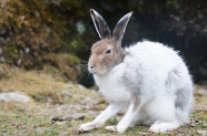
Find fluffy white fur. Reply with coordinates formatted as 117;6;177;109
79;41;193;133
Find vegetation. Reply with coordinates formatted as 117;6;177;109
0;0;91;81
0;64;207;136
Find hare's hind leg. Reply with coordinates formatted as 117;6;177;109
147;94;181;133
78;103;124;132
149;66;193;133
149;120;180;133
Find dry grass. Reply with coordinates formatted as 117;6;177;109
0;64;70;103
0;64;206;136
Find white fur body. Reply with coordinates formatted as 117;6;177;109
94;63;130;104
79;9;193;134
93;41;193;132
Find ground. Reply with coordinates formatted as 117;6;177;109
0;64;206;136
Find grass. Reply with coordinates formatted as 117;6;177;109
0;64;207;136
0;64;70;103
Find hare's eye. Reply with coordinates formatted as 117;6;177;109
105;49;112;54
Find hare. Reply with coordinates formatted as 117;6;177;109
78;9;193;133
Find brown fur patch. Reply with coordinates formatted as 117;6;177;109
88;39;126;75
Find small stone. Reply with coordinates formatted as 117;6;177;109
16;107;27;113
51;116;64;124
197;130;207;136
194;86;207;96
59;131;70;136
56;104;71;114
51;117;64;122
56;121;66;125
78;84;87;91
77;115;85;120
63;113;86;121
61;90;72;102
192;106;207;112
74;113;86;120
61;90;72;97
0;92;30;103
188;120;195;128
81;97;96;105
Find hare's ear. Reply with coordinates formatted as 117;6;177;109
90;9;111;39
112;11;133;43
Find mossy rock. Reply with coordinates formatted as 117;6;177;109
43;53;81;80
0;0;90;80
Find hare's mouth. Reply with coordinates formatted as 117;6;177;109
89;68;107;76
89;69;96;74
88;64;108;75
88;67;97;74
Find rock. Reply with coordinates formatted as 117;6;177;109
59;132;70;136
194;88;207;97
74;114;85;120
51;113;86;125
81;97;97;105
16;106;27;113
63;113;86;121
50;116;64;125
56;104;71;114
197;130;207;136
0;92;30;103
56;104;85;114
61;90;72;102
61;90;72;97
78;84;87;91
192;106;207;112
51;117;64;122
55;122;66;125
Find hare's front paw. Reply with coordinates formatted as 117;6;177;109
105;126;117;132
78;122;97;132
105;125;126;133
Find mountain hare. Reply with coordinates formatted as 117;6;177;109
78;9;193;133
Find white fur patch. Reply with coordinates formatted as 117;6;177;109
92;40;193;132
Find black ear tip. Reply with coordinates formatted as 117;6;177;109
90;9;96;15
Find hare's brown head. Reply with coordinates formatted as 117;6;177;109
88;9;133;76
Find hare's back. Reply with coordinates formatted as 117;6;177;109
124;41;184;72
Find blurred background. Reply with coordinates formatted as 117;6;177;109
0;0;207;87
